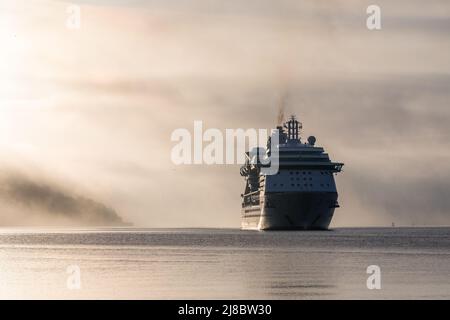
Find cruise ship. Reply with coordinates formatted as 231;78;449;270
240;115;344;230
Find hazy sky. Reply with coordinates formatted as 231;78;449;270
0;0;449;227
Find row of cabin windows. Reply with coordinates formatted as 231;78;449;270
272;183;331;187
283;171;332;175
291;177;312;181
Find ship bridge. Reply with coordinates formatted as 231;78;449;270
268;115;343;172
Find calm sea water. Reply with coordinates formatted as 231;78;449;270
0;227;449;299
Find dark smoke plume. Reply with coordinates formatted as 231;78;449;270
277;92;288;126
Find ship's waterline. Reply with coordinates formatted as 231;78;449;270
242;192;337;230
240;116;343;230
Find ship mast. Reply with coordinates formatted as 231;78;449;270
284;115;302;141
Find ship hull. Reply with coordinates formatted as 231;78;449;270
241;192;338;230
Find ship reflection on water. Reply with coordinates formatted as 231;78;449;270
0;227;449;299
